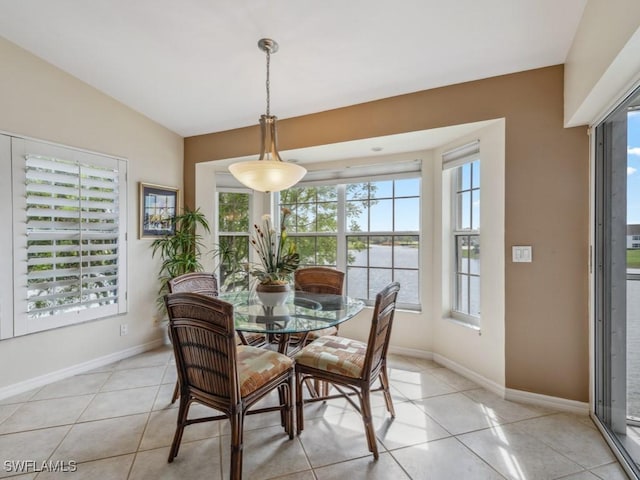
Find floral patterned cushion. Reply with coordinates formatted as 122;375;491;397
306;326;338;340
295;335;367;379
237;346;293;397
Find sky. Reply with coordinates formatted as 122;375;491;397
628;109;640;224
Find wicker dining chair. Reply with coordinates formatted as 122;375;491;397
294;266;345;341
164;292;294;480
168;272;220;297
294;281;400;459
293;267;347;396
166;272;264;404
294;266;345;295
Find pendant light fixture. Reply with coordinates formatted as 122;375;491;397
228;38;307;193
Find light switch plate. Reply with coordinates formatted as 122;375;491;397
512;246;532;263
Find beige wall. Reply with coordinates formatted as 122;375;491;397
565;0;640;125
0;38;182;389
185;65;590;401
432;120;506;389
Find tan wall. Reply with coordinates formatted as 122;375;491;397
185;65;590;401
0;38;182;389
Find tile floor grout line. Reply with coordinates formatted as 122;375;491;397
29;423;74;480
2;346;628;480
385;447;422;480
450;434;510;479
510;415;617;475
126;380;165;480
404;398;455;437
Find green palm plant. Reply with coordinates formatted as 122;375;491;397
150;207;210;303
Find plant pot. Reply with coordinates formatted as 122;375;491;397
256;282;291;306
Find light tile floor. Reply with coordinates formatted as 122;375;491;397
0;346;630;479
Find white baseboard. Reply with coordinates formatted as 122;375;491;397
390;347;589;415
388;345;434;360
505;388;589;415
2;339;591;416
432;353;506;398
0;339;164;401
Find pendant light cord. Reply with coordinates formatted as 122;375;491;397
265;47;271;117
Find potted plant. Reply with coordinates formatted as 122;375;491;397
249;208;300;304
150;207;211;307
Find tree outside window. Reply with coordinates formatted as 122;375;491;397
216;191;250;292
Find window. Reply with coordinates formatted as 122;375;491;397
346;179;420;307
12;138;128;336
594;84;640;475
443;141;480;324
217;191;250;292
279;177;421;309
280;186;338;267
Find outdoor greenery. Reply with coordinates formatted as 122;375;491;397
216;192;251;291
214;183;380;291
628;249;640;268
461;246;481;259
279;184;372;265
214;236;250;291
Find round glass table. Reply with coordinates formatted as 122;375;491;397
219;290;365;355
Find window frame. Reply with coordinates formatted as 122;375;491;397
443;142;481;326
277;173;421;310
215;188;252;292
11;137;128;337
452;161;480;322
279;184;340;268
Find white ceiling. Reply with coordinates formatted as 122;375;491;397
0;0;587;141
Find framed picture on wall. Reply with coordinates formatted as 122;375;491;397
139;182;179;238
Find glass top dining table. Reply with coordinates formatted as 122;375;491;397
219;290;365;355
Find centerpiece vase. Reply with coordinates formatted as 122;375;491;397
256;282;291;306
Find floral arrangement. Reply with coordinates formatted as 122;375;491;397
249;208;300;285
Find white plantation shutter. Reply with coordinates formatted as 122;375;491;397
12;138;127;335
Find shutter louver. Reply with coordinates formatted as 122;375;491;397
25;154;120;319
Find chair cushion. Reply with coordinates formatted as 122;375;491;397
295;335;367;379
306;326;338;341
237;346;293;397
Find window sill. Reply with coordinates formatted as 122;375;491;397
442;316;481;334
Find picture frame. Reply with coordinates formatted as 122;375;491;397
139;182;180;239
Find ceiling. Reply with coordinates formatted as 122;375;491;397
0;0;587;141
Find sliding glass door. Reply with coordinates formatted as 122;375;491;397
594;85;640;475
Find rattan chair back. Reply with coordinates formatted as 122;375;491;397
165;292;240;407
164;292;294;480
294;267;345;295
167;272;219;297
363;281;401;381
294;281;401;459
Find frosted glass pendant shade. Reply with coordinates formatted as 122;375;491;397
229;160;306;193
228;39;307;192
229;113;306;192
